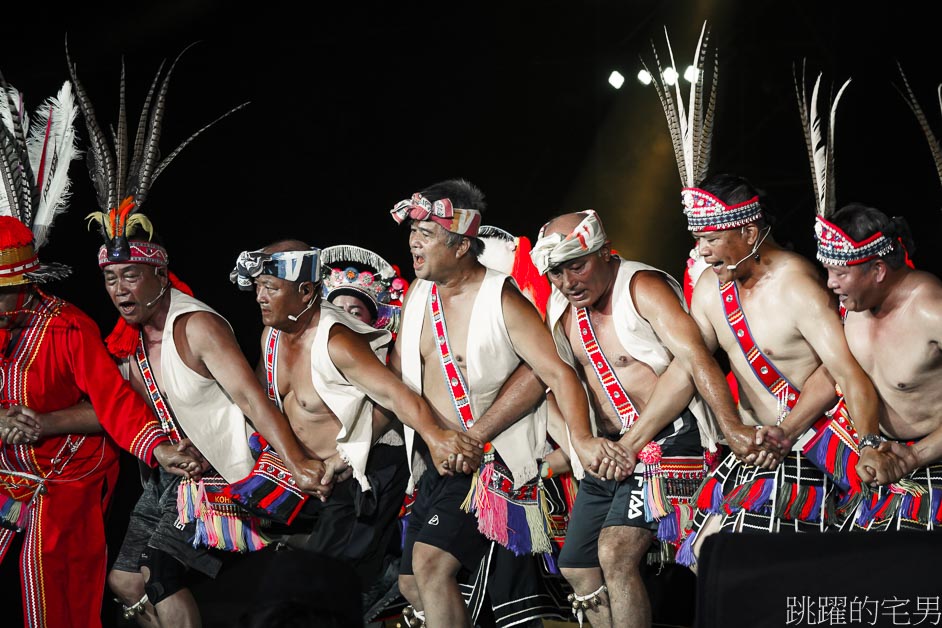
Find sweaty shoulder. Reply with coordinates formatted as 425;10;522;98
773;251;829;300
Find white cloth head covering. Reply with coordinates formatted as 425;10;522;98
530;210;607;275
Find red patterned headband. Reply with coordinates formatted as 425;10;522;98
682;187;763;232
814;216;895;266
98;240;169;268
390;193;482;237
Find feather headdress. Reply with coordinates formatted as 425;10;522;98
66;43;248;265
0;70;79;286
643;21;718;190
794;63;851;221
796;66;881;266
644;22;760;231
895;63;942;189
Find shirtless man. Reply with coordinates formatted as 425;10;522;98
530;210;731;628
231;240;479;584
682;174;900;560
818;203;942;529
389;179;631;628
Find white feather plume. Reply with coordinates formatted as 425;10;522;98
796;68;850;218
27;81;79;250
645;22;716;188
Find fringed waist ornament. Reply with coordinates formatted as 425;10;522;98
177;472;269;552
429;283;553;555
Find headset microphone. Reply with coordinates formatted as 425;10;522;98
287;300;315;322
144;284;169;308
725;227;771;271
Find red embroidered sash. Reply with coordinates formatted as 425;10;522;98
135;333;184;443
720;281;797;415
264;327;283;410
575;306;641;433
719;280;860;493
429;284;475;431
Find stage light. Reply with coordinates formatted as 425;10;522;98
608;70;625;89
684;65;699;83
662;67;678;85
637;69;652;85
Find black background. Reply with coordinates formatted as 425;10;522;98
3;1;942;624
3;1;942;363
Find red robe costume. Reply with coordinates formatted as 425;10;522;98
0;292;169;628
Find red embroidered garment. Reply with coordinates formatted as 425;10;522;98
0;293;168;628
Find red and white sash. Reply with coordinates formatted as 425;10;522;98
575;306;641;433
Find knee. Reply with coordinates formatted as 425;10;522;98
560;567;595;591
598;532;651;574
107;569;144;604
411;544;458;584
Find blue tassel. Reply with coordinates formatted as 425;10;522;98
506;501;531;556
855;492;883;526
656;510;679;543
675;529;698;567
543;551;560;575
708;480;725;515
400;514;410;551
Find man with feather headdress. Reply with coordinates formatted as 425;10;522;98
65;49;332;626
641;31;902;566
0;73;202;628
807;70;942;532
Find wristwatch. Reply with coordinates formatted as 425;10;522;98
858;433;887;451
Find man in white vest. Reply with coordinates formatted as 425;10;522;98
100;235;330;628
229;239;476;590
530;210;731;628
389;179;629;628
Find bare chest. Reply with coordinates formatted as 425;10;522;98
847;315;941;393
275;338;329;415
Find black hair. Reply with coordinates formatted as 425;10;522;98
698;173;774;230
829;203;915;270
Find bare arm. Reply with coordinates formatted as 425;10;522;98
624;272;745;452
182;312;330;496
502;285;631;478
331;325;482;473
466;363;545;444
791;274;898;484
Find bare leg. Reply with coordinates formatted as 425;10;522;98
411;542;470;628
598;526;654;628
107;569;160;627
559;566;611;628
140;564;202;628
399;573;423;611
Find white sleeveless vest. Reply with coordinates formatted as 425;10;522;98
271;301;391;490
547;259;720;479
399;270;544;489
160;289;256;483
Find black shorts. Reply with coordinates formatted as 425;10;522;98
399;469;491;575
556;473;654;569
558;409;704;569
277;442;409;585
111;467;224;578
